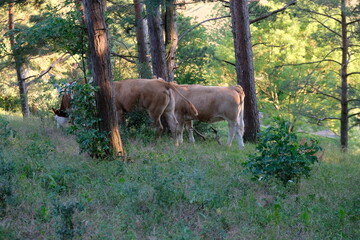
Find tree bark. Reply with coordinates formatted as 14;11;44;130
340;0;348;151
84;0;124;158
8;1;30;118
164;0;178;82
134;0;152;78
230;0;259;142
145;0;168;81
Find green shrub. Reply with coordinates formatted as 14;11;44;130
243;118;322;185
67;82;112;159
39;166;78;194
0;159;15;217
52;200;84;240
0;116;15;148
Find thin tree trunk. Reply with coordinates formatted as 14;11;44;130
84;0;124;158
230;0;259;142
145;0;168;81
340;0;348;151
134;0;152;78
75;0;92;81
164;0;178;82
8;1;30;118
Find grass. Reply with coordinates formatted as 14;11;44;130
0;112;359;239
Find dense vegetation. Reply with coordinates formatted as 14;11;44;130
0;113;359;239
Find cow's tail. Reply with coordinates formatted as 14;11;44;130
166;82;198;116
233;85;245;136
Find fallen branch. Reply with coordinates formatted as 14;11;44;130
191;127;206;141
210;127;222;145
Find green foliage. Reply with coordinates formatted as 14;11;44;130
176;14;215;85
0;159;15;217
0;114;360;238
0;116;15;148
0;95;21;113
52;200;84;240
244;118;322;185
8;2;86;59
67;82;112;159
39;165;78;194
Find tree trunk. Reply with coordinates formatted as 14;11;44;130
230;0;259;142
134;0;152;78
164;0;178;82
340;0;348;151
8;1;30;118
145;0;168;81
84;0;124;158
75;0;92;81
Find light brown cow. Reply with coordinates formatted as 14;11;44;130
113;78;198;144
173;84;245;149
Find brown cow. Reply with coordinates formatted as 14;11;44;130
113;78;198;144
173;84;245;149
52;92;71;128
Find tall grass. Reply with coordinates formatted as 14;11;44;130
0;113;359;239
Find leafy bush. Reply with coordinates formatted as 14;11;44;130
39;166;78;194
67;82;112;159
0;116;15;148
52;200;84;240
0;159;15;217
243;118;321;185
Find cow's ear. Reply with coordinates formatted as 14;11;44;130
51;108;59;115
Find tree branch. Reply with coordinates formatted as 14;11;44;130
178;0;297;43
349;123;360;131
348;112;360;119
308;115;340;125
221;59;235;66
111;52;137;63
347;72;360;77
276;59;342;68
347;18;360;25
315;88;341;102
25;53;70;87
310;16;342;37
297;7;342;24
253;42;284;48
250;0;297;24
178;15;230;42
348;99;360;104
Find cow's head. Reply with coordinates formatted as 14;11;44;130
51;108;69;118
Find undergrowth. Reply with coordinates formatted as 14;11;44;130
0;113;359;239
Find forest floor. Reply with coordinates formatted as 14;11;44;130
0;112;359;239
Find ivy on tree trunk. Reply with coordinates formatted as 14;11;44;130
84;0;124;158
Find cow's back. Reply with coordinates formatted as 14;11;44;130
177;85;241;122
113;79;172;112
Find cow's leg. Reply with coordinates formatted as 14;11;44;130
117;110;125;126
177;122;185;145
235;106;245;149
148;111;163;138
186;121;195;143
163;111;179;145
174;114;185;145
227;120;237;146
235;117;245;149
